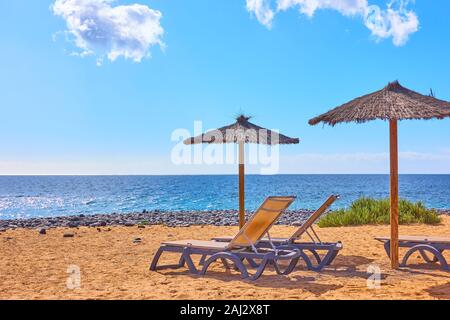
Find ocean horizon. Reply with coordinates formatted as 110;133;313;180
0;174;449;220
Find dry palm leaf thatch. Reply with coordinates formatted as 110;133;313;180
184;115;300;145
309;81;450;126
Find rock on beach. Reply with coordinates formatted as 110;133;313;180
0;209;448;231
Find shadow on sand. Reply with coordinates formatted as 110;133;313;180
160;254;391;297
396;263;450;279
426;283;450;299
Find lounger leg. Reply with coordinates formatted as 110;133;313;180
301;249;341;271
230;257;246;271
245;257;260;268
401;244;449;270
310;249;337;271
306;249;322;265
325;249;339;266
181;248;200;274
220;258;232;270
300;253;314;271
222;256;246;271
418;249;443;263
178;254;186;267
269;247;311;275
383;241;391;259
279;257;300;275
247;253;311;274
272;252;310;275
240;257;270;270
276;246;314;271
249;254;274;281
201;253;249;279
150;247;186;271
198;254;207;266
150;247;165;271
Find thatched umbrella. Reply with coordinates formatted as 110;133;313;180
309;81;450;268
184;115;299;229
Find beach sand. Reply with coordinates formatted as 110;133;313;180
1;216;450;300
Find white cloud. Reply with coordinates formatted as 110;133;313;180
52;0;164;64
365;1;419;46
246;0;275;28
247;0;419;46
277;0;368;17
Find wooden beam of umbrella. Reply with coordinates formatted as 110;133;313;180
184;115;299;229
308;81;450;269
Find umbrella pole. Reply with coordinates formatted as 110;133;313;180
389;119;399;269
239;142;245;229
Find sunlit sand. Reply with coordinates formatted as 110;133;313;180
1;216;450;300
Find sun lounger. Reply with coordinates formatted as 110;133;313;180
375;236;450;270
150;196;306;280
212;195;343;271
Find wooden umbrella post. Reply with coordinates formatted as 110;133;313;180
307;81;450;268
238;141;245;229
389;119;399;269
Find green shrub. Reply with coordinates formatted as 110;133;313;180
318;197;442;228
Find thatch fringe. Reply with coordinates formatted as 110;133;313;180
184;115;299;145
309;81;450;126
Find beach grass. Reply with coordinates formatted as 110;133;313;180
318;197;442;227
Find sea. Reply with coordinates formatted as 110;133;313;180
0;175;448;220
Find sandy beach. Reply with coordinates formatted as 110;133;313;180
0;216;449;300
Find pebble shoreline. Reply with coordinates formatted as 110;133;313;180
0;209;449;232
0;209;315;231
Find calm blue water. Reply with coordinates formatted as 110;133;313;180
0;175;448;220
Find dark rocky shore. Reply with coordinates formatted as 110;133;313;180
0;209;315;231
1;209;449;232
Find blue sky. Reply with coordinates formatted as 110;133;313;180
0;0;449;175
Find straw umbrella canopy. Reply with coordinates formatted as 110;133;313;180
309;81;450;269
184;115;299;229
